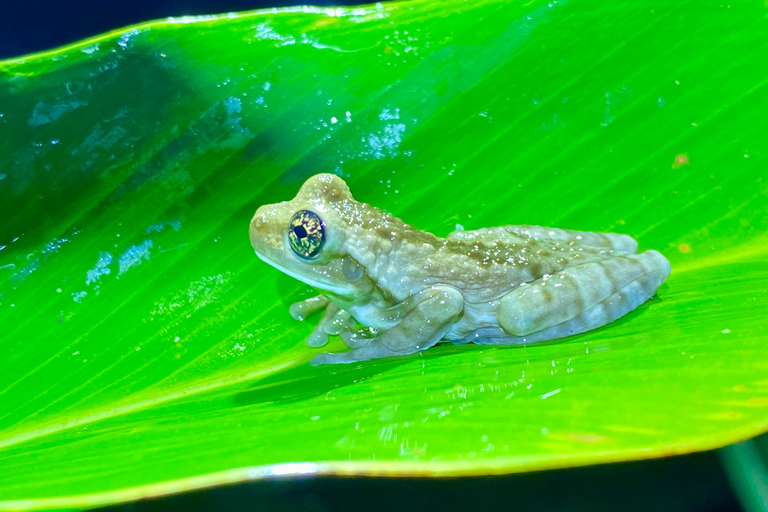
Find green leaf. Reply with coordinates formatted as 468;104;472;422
1;0;767;508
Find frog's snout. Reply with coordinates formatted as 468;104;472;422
249;207;269;251
250;204;289;257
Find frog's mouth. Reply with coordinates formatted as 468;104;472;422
255;251;355;297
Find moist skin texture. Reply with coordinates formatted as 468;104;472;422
249;174;671;365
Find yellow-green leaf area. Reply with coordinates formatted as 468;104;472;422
1;0;767;509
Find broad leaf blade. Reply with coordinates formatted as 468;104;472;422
1;0;767;509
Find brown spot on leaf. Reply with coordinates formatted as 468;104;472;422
672;153;689;169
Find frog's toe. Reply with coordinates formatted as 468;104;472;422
310;352;336;366
310;351;363;366
310;343;398;365
289;295;329;321
305;329;329;348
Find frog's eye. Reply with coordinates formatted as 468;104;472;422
288;210;326;260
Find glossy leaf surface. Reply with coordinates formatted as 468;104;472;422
1;0;767;509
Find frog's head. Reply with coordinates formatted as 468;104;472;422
249;173;378;304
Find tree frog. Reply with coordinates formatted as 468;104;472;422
249;174;671;365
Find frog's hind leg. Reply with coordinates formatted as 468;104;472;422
497;250;670;342
310;341;401;365
505;225;638;253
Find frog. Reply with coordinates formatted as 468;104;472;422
249;173;671;366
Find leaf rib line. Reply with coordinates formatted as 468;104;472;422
1;420;767;511
0;358;303;451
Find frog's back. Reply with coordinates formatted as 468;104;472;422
438;224;669;345
447;225;638;253
424;224;640;304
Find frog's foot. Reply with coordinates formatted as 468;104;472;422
310;341;399;365
310;335;447;365
498;250;670;339
311;286;464;365
303;302;354;348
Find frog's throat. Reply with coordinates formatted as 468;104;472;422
255;251;355;297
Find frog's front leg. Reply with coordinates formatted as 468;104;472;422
305;302;343;347
311;286;464;365
289;295;352;347
497;250;670;340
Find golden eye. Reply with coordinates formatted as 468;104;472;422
288;210;325;259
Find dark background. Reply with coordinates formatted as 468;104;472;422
0;0;362;59
0;1;747;510
101;451;740;512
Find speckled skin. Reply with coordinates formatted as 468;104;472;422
249;174;671;365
